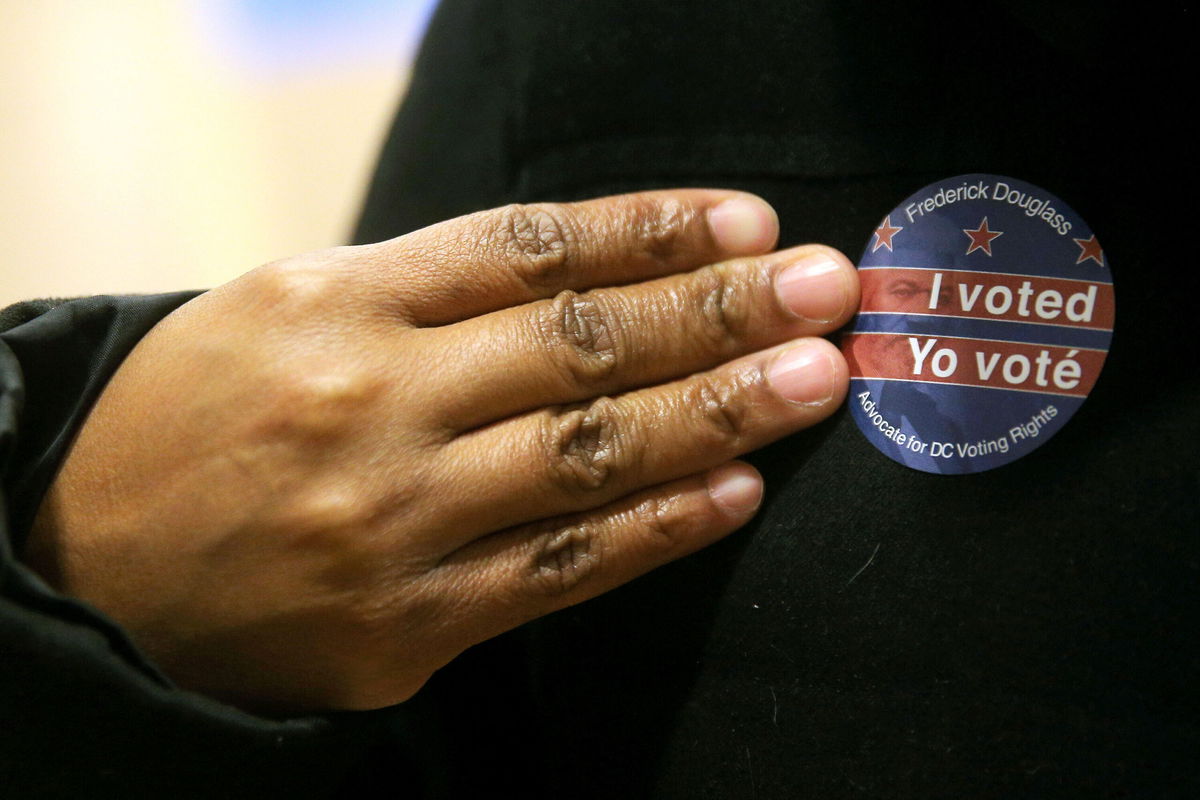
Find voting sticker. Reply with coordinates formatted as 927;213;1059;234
841;174;1114;474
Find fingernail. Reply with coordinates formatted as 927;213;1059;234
775;251;850;322
767;342;835;405
707;463;763;515
708;196;778;254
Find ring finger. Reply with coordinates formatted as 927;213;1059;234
427;336;847;548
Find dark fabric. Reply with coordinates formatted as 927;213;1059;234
355;1;1199;798
1;1;1194;797
0;295;386;797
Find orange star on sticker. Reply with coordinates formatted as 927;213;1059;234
963;217;1003;256
871;215;903;252
1073;234;1104;266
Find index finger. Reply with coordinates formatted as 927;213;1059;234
364;189;778;325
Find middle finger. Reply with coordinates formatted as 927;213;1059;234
426;244;858;432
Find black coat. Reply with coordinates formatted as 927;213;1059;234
3;2;1195;796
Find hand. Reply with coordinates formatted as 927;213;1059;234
24;190;858;713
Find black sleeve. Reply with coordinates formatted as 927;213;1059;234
0;295;381;798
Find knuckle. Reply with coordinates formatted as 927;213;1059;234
687;373;749;448
543;397;627;495
260;365;382;444
542;290;620;386
269;483;399;562
289;367;376;415
253;254;339;310
694;264;749;352
493;203;574;292
631;495;684;555
631;196;693;263
277;486;368;539
528;523;601;596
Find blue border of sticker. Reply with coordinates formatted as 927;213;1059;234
842;174;1114;474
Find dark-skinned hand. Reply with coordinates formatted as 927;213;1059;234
25;190;859;713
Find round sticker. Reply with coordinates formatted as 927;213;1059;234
842;174;1114;474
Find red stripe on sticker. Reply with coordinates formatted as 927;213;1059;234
843;333;1105;397
859;268;1114;329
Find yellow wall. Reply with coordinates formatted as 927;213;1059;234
0;2;413;305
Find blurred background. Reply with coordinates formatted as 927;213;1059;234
0;0;438;306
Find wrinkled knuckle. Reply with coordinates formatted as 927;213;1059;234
632;495;683;555
543;290;619;386
633;197;693;263
689;373;748;448
528;523;601;596
544;398;625;496
695;265;749;352
495;203;574;292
